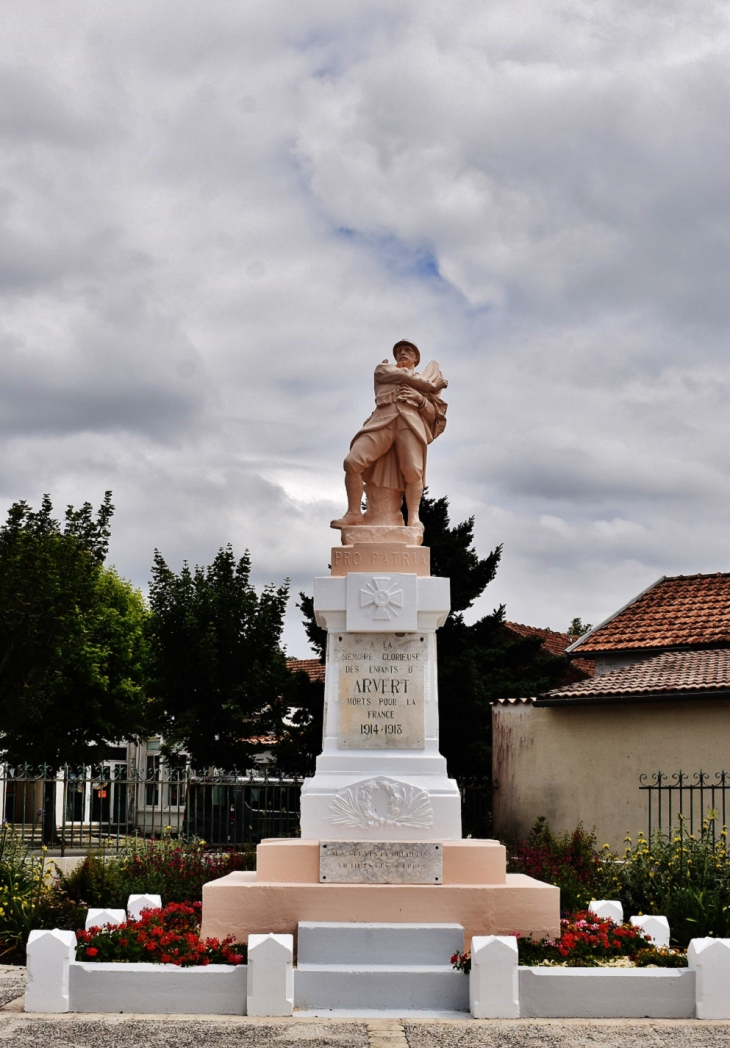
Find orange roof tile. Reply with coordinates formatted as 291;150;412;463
569;573;730;656
539;648;730;703
505;621;595;677
286;657;326;682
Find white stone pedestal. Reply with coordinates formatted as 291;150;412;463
201;559;560;958
299;572;462;841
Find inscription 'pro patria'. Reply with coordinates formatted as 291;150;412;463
335;632;426;749
320;841;442;883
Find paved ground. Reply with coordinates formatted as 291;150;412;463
5;968;730;1048
0;966;26;1008
1;1013;730;1048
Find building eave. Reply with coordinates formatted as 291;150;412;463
534;688;730;707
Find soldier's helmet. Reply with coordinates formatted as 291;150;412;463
392;340;420;366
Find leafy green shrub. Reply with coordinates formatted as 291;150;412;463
77;901;246;966
506;817;602;912
61;835;256;908
599;815;730;948
0;827;49;958
57;851;123;908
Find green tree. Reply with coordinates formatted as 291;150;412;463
148;546;292;771
287;493;568;778
0;493;149;770
274;594;326;775
420;494;567;777
568;616;592;640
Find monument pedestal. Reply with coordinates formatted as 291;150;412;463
201;550;560;953
299;568;461;840
201;838;559;949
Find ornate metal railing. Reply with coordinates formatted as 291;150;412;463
639;770;730;839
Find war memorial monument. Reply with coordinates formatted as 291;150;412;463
200;341;559;1010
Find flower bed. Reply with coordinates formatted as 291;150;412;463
61;834;256;909
506;815;730;948
77;901;246;967
452;911;687;972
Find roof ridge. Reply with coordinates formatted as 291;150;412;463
567;575;665;654
661;571;730;581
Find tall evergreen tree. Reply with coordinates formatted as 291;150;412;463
148;546;292;770
285;492;567;778
273;594;326;775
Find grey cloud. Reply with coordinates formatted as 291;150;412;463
0;65;108;148
0;370;201;439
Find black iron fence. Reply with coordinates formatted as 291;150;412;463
458;777;497;839
640;770;730;839
1;765;302;854
1;765;497;853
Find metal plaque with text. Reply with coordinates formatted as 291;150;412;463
319;841;442;883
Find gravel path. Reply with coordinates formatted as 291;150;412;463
403;1019;730;1048
0;966;26;1008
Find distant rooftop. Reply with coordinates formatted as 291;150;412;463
286;657;325;682
568;573;730;656
506;621;595;678
537;648;730;705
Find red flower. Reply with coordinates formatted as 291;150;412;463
86;947;98;957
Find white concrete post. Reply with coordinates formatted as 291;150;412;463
630;914;670;948
589;900;624;924
25;929;77;1013
85;908;126;931
247;933;294;1016
469;935;519;1019
127;894;162;921
688;938;730;1019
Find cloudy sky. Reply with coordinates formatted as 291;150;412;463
2;1;730;654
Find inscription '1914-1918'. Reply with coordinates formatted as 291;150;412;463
335;633;426;749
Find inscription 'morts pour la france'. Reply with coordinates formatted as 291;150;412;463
335;632;426;749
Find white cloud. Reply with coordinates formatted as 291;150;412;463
1;1;730;655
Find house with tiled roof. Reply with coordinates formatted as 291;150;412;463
286;657;326;683
505;622;595;682
492;573;730;849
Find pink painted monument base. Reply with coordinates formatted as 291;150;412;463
200;838;560;949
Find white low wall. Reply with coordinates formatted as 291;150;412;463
69;961;246;1014
26;918;730;1019
26;924;295;1016
470;935;730;1020
519;967;696;1019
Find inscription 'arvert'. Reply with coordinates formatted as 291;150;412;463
336;633;426;749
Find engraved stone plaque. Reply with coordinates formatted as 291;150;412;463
335;632;426;749
320;841;442;883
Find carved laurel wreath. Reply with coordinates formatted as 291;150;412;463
328;776;434;829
